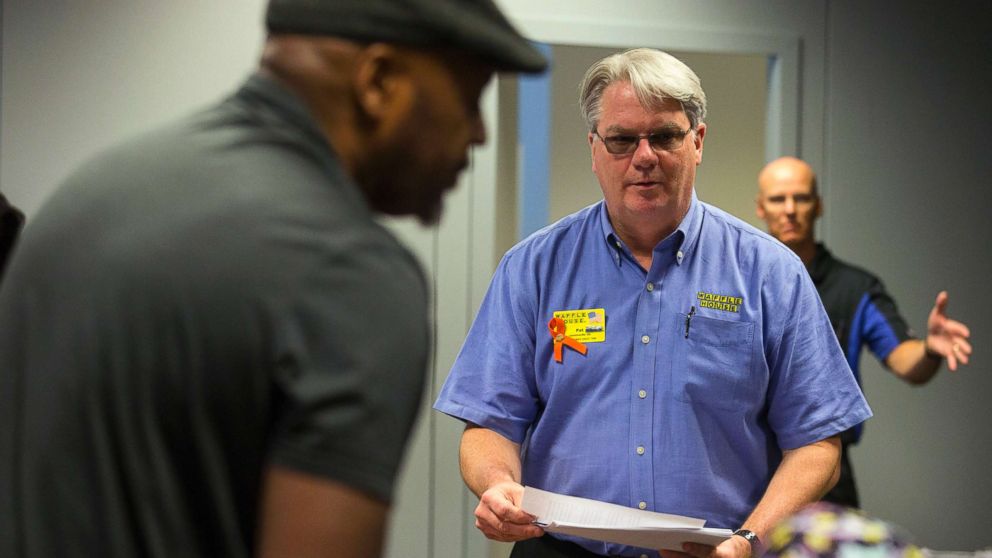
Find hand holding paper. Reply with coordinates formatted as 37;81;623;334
474;481;545;542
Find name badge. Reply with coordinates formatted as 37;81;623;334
551;308;606;343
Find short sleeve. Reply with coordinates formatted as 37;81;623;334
861;278;913;361
434;251;540;444
764;259;873;450
267;232;429;502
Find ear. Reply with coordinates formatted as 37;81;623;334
352;43;409;123
755;195;766;220
692;123;706;165
588;132;598;173
815;195;823;218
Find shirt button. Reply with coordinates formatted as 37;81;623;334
641;335;650;344
677;250;684;264
646;282;654;292
638;389;647;399
636;446;645;455
638;501;647;510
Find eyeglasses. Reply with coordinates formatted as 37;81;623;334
593;126;694;155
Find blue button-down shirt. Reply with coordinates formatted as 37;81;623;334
435;194;871;557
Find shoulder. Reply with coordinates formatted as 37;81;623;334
824;249;881;282
501;202;602;267
813;246;886;299
697;201;805;274
48;97;423;299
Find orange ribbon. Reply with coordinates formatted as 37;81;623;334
549;317;587;363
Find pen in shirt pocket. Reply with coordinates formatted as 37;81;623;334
684;305;696;338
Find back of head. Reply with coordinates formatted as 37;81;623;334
265;0;547;73
578;48;707;132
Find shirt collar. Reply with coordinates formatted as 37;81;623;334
233;73;370;215
675;190;703;263
807;243;834;284
598;201;624;266
238;73;327;144
599;190;702;268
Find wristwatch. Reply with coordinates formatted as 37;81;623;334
733;529;763;556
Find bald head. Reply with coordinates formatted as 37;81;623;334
757;156;817;197
756;156;822;259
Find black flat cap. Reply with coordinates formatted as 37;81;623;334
266;0;548;73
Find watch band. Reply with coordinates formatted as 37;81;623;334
733;529;763;556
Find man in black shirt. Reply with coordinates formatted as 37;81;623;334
0;2;546;557
755;156;972;507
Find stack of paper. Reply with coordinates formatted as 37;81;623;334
521;487;733;551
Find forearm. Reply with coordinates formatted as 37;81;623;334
885;339;940;385
459;424;523;498
459;424;544;542
256;466;389;558
739;436;841;541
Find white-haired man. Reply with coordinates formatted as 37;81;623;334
436;49;871;558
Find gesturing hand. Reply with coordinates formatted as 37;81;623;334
926;291;972;371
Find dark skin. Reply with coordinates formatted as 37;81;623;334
256;468;389;558
259;38;402;197
254;35;493;557
259;36;490;224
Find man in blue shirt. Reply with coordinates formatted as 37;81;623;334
755;156;972;508
435;48;873;558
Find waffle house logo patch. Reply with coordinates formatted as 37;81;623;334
696;291;742;313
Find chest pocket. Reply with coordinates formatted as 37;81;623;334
673;312;756;411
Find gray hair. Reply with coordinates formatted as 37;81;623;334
578;48;707;132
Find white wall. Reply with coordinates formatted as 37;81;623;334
0;1;266;215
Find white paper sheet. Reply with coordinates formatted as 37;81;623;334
521;486;733;551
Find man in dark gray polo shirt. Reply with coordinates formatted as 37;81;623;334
0;2;546;557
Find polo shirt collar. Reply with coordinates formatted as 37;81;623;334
599;190;702;268
807;243;834;284
240;74;327;147
235;73;370;216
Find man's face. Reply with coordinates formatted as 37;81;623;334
756;161;821;248
372;50;492;224
589;81;705;233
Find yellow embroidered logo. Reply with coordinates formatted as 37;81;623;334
696;291;743;313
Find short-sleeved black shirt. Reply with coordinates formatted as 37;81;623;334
809;243;912;384
807;243;911;507
0;75;429;557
